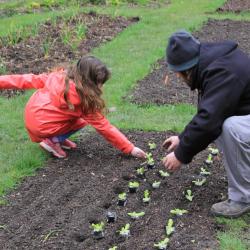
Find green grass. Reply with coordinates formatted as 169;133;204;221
1;0;250;248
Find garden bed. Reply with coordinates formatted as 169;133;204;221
0;11;138;98
217;0;250;13
130;19;250;106
0;131;227;249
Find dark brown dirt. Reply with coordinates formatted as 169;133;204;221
130;19;250;106
217;0;250;13
0;131;228;249
0;11;138;98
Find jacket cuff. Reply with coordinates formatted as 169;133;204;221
123;144;134;154
174;146;193;164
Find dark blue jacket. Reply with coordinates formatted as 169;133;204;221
175;41;250;164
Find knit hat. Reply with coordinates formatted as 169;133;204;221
166;30;200;72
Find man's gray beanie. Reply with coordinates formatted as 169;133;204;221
166;30;200;72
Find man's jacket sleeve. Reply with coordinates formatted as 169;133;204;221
175;68;244;164
83;112;134;154
0;74;48;89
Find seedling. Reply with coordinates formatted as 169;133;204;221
185;189;194;202
192;178;206;186
154;237;169;250
146;152;155;169
159;170;170;178
200;167;211;176
204;153;213;166
208;146;219;156
106;211;117;223
170;208;188;216
118;192;127;206
136;167;145;177
143;190;151;203
108;246;118;250
91;221;105;239
128;211;145;220
152;181;161;189
118;223;130;238
128;181;139;193
148;142;157;150
166;218;175;236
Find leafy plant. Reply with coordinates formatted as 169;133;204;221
154;237;169;249
146;152;155;165
128;211;145;219
148;142;157;150
170;208;188;216
205;153;213;165
152;181;161;189
185;189;194;202
108;246;118;250
159;170;170;178
118;223;130;237
200;167;211;176
91;222;105;232
118;192;127;201
136;167;145;176
128;181;139;188
208;146;219;156
165;218;175;236
192;178;206;186
143;189;150;203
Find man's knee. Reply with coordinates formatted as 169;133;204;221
222;116;238;135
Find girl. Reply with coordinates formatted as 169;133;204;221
0;55;146;159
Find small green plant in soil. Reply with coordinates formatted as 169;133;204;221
192;178;206;186
148;142;157;150
128;181;139;193
146;152;155;169
128;211;145;220
185;189;194;202
118;192;127;206
159;170;170;178
170;208;188;216
0;57;7;75
152;180;161;189
204;153;213;165
42;38;51;58
208;146;219;156
91;221;105;239
154;237;170;250
200;167;211;176
118;223;130;238
108;246;118;250
136;166;145;177
143;189;150;203
166;218;175;236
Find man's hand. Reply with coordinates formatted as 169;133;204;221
162;136;180;152
162;152;182;172
131;147;146;158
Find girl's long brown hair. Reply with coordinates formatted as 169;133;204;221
64;55;110;114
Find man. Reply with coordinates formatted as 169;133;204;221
162;30;250;217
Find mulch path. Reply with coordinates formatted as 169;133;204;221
130;19;250;106
217;0;250;13
0;131;228;250
0;11;138;98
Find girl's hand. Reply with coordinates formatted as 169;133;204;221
162;136;180;152
131;147;146;158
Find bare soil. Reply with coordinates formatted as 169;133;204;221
0;11;138;98
130;19;250;106
217;0;250;13
0;131;228;249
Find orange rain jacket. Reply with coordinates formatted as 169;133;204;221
0;72;134;154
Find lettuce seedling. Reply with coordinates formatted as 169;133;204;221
152;181;161;189
128;211;145;219
146;152;155;169
192;178;206;186
143;190;151;203
204;153;213;165
166;218;175;236
154;237;169;249
148;142;157;150
91;221;105;239
159;170;170;178
208;146;219;156
136;167;145;177
128;181;140;193
200;167;211;176
108;246;117;250
118;192;127;206
185;189;194;202
118;223;130;238
170;208;188;216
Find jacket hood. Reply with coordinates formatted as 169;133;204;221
191;40;238;90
